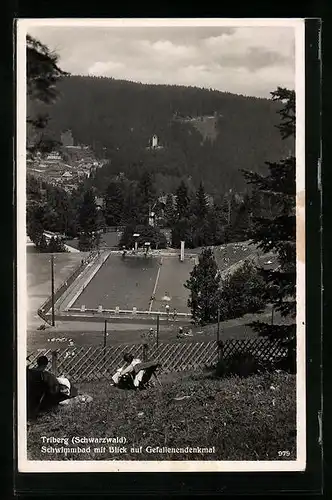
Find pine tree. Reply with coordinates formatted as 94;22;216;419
184;248;221;325
191;182;213;246
242;87;296;371
175;180;190;219
26;34;69;155
27;202;45;245
230;194;252;242
123;184;141;225
164;193;175;227
136;170;156;224
104;181;125;226
207;204;225;245
172;180;192;247
193;181;208;220
78;189;99;250
221;189;237;242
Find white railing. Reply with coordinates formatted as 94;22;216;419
68;307;192;318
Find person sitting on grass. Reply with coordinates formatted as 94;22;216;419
177;326;184;339
111;353;145;389
27;356;78;419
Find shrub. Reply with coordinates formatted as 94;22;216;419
215;350;265;378
47;236;68;253
78;232;100;251
218;260;267;321
78;233;93;251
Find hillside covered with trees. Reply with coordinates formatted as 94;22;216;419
30;75;294;195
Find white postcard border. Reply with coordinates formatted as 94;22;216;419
17;17;306;473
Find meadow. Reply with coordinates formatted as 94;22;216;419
27;369;296;462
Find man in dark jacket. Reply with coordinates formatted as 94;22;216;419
27;356;62;419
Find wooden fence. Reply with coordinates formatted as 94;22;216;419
27;338;287;383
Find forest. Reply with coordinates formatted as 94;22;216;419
29;75;294;196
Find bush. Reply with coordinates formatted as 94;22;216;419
47;236;68;253
218;260;266;321
78;232;101;251
78;233;93;251
274;341;296;374
215;350;265;378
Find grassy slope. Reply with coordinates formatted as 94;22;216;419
28;370;296;461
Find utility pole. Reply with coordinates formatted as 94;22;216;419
51;255;55;327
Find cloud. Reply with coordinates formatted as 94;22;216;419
27;25;295;97
89;60;124;75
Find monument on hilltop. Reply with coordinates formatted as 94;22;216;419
146;134;164;150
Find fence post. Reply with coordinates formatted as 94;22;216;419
217;340;224;363
103;319;107;348
103;320;107;372
143;343;149;362
51;350;58;376
51;255;55;327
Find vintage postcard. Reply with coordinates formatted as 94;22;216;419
17;18;306;472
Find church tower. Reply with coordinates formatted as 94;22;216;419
152;134;158;148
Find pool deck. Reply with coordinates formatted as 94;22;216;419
40;250;195;324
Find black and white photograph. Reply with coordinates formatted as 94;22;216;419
17;18;305;472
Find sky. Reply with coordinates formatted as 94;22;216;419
28;24;296;98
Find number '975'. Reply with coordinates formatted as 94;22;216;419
278;450;290;457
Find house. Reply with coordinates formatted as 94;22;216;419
45;151;62;162
95;197;104;209
62;171;73;179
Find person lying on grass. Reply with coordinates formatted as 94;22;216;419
111;353;145;389
27;355;78;418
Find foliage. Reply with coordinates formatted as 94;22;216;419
30;75;292;194
104;180;125;226
271;87;296;139
164;193;175;228
184;248;221;325
215;351;264;378
77;233;93;252
172;181;225;248
47;236;67;253
78;189;99;234
27;34;69;103
119;224;167;250
192;181;208;220
175;180;190;217
27;175;81;242
27;34;69;154
228;194;252;242
218;260;267;321
242;87;296;358
27;201;45;244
